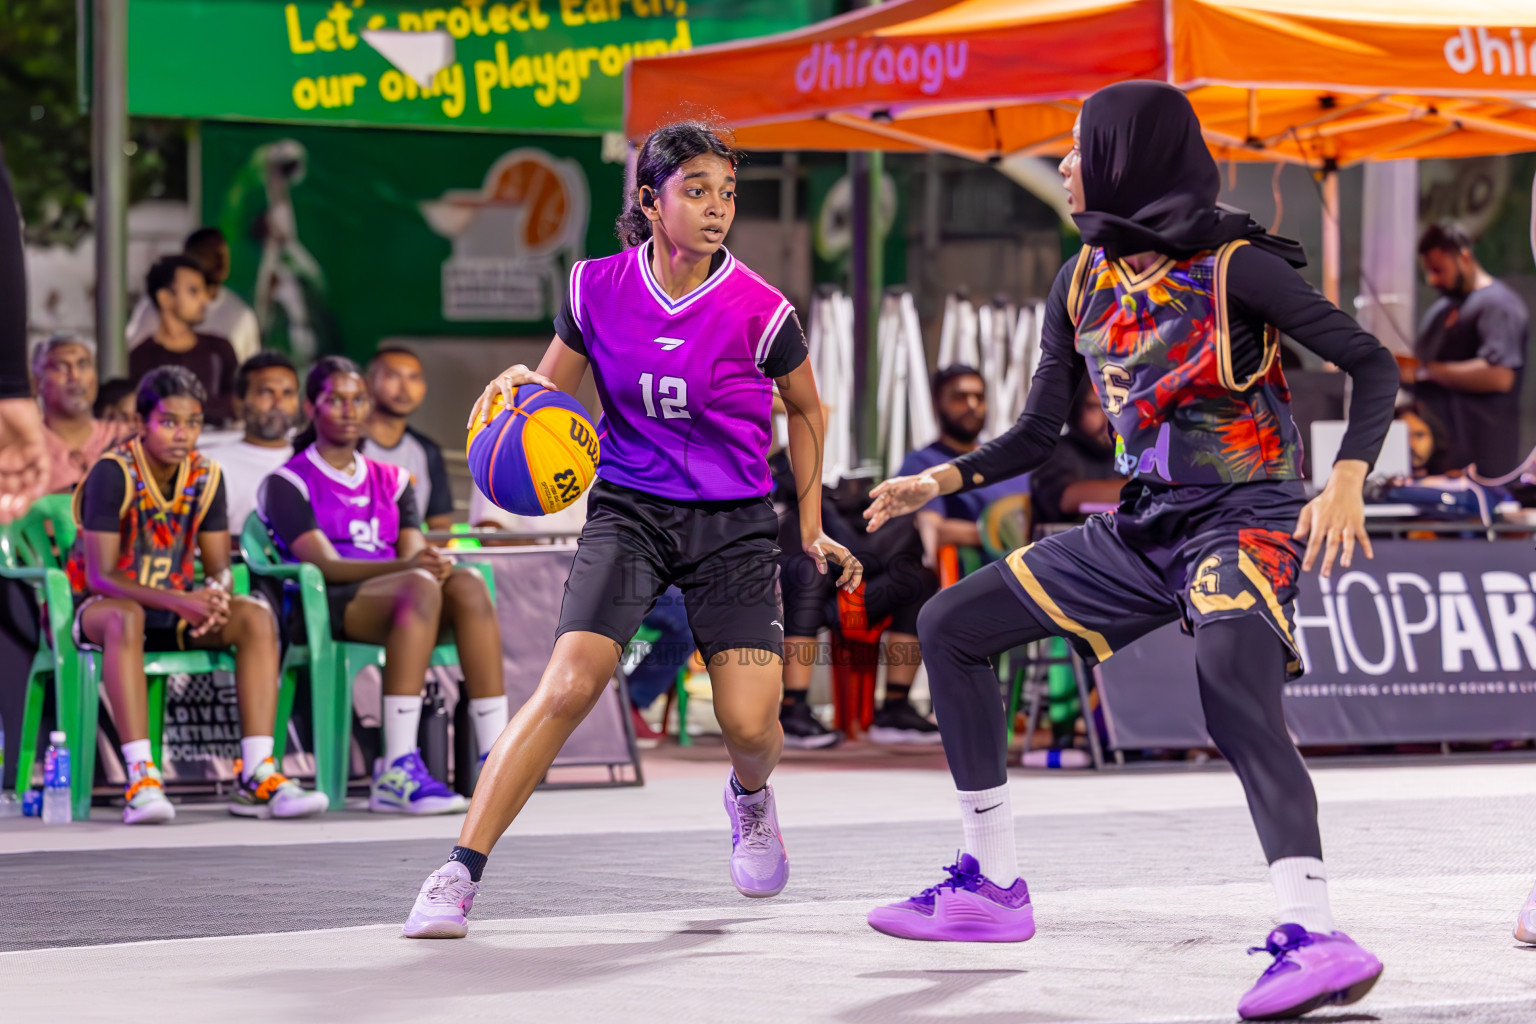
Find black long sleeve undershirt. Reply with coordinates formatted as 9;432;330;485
0;146;29;400
949;245;1399;492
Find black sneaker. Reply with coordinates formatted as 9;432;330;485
868;702;943;746
780;701;841;749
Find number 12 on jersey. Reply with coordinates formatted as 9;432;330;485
639;373;691;420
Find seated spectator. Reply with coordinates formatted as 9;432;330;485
1030;385;1124;523
200;353;302;534
625;586;693;743
899;365;1030;563
128;255;240;427
362;346;454;531
258;357;507;815
66;367;327;824
127;228;261;362
1395;402;1454;481
32;334;131;494
95;377;141;434
772;449;940;748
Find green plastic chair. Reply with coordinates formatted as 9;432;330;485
0;498;83;804
3;494;249;819
239;512;494;808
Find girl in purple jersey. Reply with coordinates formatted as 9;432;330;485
258;358;509;815
403;121;860;937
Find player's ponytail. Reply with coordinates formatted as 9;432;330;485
292;355;364;451
616;119;741;248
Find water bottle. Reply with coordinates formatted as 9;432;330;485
42;731;71;824
418;680;451;785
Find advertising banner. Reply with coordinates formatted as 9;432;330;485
1094;540;1536;749
200;120;624;360
128;0;834;133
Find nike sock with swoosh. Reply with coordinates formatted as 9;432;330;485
957;784;1018;885
383;694;423;766
468;696;509;757
1269;856;1334;933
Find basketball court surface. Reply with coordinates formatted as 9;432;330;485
3;748;1532;1023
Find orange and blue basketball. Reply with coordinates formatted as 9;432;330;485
466;384;599;516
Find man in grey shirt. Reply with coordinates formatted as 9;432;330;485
362;346;454;530
1409;223;1530;476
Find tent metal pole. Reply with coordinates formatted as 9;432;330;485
1321;163;1340;307
850;150;871;462
92;0;129;378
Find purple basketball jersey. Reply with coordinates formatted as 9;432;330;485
265;447;409;561
568;242;794;501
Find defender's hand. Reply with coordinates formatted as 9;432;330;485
1294;461;1373;579
864;474;941;532
468;364;559;429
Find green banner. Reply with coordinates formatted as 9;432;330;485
129;0;832;134
201;120;626;361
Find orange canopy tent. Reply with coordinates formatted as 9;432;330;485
627;0;1536;299
627;0;1536;165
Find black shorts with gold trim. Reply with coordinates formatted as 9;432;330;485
1000;480;1307;678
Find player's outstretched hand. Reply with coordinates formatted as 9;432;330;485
864;473;941;533
804;531;863;593
0;396;49;523
1293;459;1373;579
468;364;558;429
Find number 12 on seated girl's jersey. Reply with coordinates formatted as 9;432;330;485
554;241;808;503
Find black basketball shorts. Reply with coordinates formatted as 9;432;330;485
557;480;785;662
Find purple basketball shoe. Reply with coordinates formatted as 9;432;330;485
868;853;1035;942
723;777;788;898
1238;923;1383;1020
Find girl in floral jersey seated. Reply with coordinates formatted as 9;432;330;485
70;367;327;823
258;357;507;815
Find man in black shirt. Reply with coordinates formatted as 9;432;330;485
1029;386;1122;524
1409;223;1529;476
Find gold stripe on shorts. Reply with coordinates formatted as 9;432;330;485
1237;550;1297;650
1005;545;1114;662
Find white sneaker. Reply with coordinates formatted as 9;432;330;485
123;760;175;825
1516;881;1536;944
229;757;330;819
403;861;479;938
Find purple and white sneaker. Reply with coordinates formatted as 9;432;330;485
1514;881;1536;944
1237;923;1383;1020
868;853;1035;942
723;777;788;898
402;860;479;939
370;749;469;815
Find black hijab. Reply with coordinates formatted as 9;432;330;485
1070;81;1306;267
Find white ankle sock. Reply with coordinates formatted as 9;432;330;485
121;739;152;767
383;695;422;765
468;696;508;756
239;736;274;779
1269;856;1335;933
957;784;1019;885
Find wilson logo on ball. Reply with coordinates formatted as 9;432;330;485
467;384;599;516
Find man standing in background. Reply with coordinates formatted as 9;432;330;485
200;353;302;533
33;334;131;494
363;346;455;531
127;228;262;362
128;256;240;426
1409;223;1530;476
